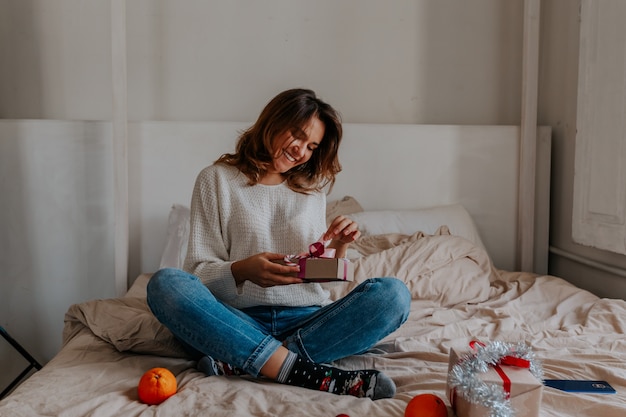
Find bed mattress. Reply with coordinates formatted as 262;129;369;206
1;231;625;416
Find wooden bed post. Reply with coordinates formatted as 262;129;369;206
519;0;541;272
111;0;129;296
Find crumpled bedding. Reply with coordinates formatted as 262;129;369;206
2;231;626;417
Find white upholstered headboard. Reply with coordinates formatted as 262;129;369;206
127;122;551;279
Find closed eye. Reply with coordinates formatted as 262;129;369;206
290;128;320;151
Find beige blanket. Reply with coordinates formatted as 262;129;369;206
2;232;626;417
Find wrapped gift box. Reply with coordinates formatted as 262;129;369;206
446;343;543;417
297;257;353;282
274;257;354;282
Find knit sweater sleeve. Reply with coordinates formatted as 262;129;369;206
183;165;240;301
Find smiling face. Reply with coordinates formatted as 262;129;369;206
262;116;325;184
228;88;342;191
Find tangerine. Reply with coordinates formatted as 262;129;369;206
404;393;448;417
137;367;177;405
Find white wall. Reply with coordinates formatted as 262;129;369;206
1;0;524;124
0;0;113;120
0;1;525;382
2;0;623;389
539;0;626;297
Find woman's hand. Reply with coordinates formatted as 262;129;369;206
324;215;361;257
231;252;303;288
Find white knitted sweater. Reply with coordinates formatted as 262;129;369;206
183;163;331;309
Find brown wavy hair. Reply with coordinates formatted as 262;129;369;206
217;88;343;194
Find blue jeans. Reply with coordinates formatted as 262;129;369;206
146;268;411;377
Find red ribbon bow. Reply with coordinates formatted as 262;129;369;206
308;241;327;258
469;340;530;399
284;238;335;266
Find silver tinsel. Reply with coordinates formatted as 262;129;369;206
447;340;544;417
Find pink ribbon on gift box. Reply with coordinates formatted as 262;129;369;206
284;236;336;266
308;241;329;258
283;236;347;280
296;257;350;281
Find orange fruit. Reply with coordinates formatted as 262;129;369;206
404;393;448;417
137;367;177;405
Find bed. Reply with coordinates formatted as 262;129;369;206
1;122;625;417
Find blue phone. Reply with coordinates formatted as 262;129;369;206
544;379;616;394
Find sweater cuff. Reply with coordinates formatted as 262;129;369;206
208;262;240;301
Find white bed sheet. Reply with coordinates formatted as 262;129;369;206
1;233;625;417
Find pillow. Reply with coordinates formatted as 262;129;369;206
324;229;495;306
159;204;191;270
347;204;486;249
325;195;363;225
66;297;188;358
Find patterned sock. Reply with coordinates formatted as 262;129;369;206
197;355;246;377
275;351;395;400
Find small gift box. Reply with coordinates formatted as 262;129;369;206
276;238;354;282
446;341;543;417
297;257;354;282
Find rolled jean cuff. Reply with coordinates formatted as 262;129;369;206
245;335;283;377
283;329;314;362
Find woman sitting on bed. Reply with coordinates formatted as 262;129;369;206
146;88;411;400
